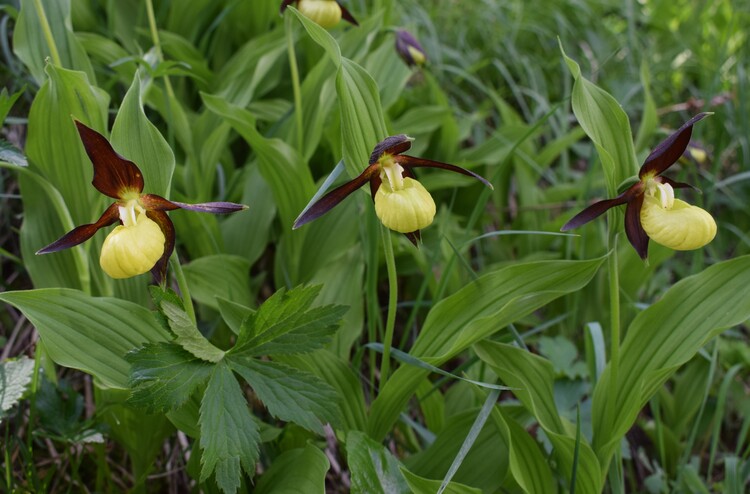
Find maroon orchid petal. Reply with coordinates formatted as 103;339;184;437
639;113;710;179
369;135;413;164
75;121;144;199
337;2;359;26
560;191;633;231
280;0;295;14
369;173;382;201
395;155;493;190
146;210;175;286
624;194;649;260
293;164;379;229
37;203;120;254
140;194;248;214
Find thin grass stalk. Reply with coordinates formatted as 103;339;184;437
145;0;175;101
379;224;398;386
31;0;61;67
285;13;304;154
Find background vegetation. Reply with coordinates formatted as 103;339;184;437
1;0;749;492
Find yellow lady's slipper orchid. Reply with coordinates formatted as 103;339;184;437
562;113;715;259
37;121;247;283
280;0;358;28
100;211;165;278
395;29;427;67
293;135;492;244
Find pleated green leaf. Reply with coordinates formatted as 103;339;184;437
347;431;410;494
491;407;556;494
368;257;604;441
183;255;252;310
400;468;482;494
560;43;638;196
475;341;602;493
111;72;175;198
592;255;750;474
0;289;169;389
13;0;95;85
254;444;329;494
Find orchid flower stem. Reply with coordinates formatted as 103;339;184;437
170;253;197;326
32;0;62;67
607;217;623;489
145;0;175;100
285;13;304;154
380;224;398;386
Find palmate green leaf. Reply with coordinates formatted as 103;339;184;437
0;289;169;389
183;255;252;310
229;285;347;357
253;444;329;494
161;303;225;363
200;362;259;494
347;431;409;494
560;42;639;197
126;343;213;413
278;350;367;432
13;0;95;85
217;298;255;336
474;341;602;493
368;257;604;440
228;358;339;435
592;255;750;474
0;357;35;417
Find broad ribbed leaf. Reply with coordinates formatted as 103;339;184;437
127;343;213;412
491;407;556;494
199;362;259;493
368;257;604;440
592;255;750;473
254;444;329;494
183;255;252;310
21;63;109;291
347;431;409;494
400;468;481;494
560;43;638;197
228;358;339;435
111;72;175;198
13;0;95;85
0;357;35;416
0;289;169;388
475;341;602;493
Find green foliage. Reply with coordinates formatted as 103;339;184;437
2;0;749;491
